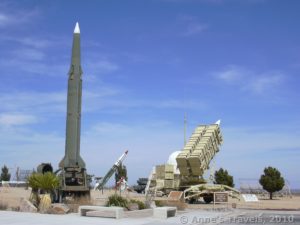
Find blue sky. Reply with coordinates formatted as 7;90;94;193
0;0;299;188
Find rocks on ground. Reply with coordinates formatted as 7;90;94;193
19;198;37;213
48;203;70;214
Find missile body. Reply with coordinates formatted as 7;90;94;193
59;23;85;168
114;150;128;167
94;150;128;191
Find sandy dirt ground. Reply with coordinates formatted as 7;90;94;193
187;196;300;211
0;187;31;209
1;187;300;211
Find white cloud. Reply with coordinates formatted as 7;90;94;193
215;65;284;94
0;91;66;114
216;65;243;83
214;124;300;187
119;52;149;64
17;37;52;48
159;0;266;3
0;34;68;50
244;75;282;94
0;126;64;170
0;88;204;121
0;13;10;26
11;48;45;61
81;121;183;183
0;119;183;184
86;60;119;75
0;58;68;76
0;7;39;28
222;126;300;154
0;114;299;187
92;98;205;112
0;48;119;79
177;14;209;37
0;36;68;77
0;86;122;116
11;37;52;49
0;113;38;126
183;23;208;36
155;99;205;109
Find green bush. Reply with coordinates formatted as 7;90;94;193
106;195;147;210
130;199;146;210
106;194;129;209
27;172;59;193
154;200;164;207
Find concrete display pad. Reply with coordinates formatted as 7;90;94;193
79;206;124;219
153;207;177;219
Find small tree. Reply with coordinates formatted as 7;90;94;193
259;166;285;200
115;163;128;184
0;165;11;181
214;168;234;187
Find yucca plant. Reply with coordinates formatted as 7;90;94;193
37;172;59;193
27;172;59;193
27;172;59;209
27;172;40;191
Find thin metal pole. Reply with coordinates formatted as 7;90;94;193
184;112;187;147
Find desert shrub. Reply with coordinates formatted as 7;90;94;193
154;200;164;207
11;206;20;212
106;194;129;209
130;199;145;210
0;201;8;210
155;199;186;210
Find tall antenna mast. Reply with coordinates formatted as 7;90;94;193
183;85;187;147
184;112;187;147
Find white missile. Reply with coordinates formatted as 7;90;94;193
94;150;129;191
74;22;80;33
114;150;129;167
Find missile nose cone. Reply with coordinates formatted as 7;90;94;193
74;22;80;33
125;150;128;154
